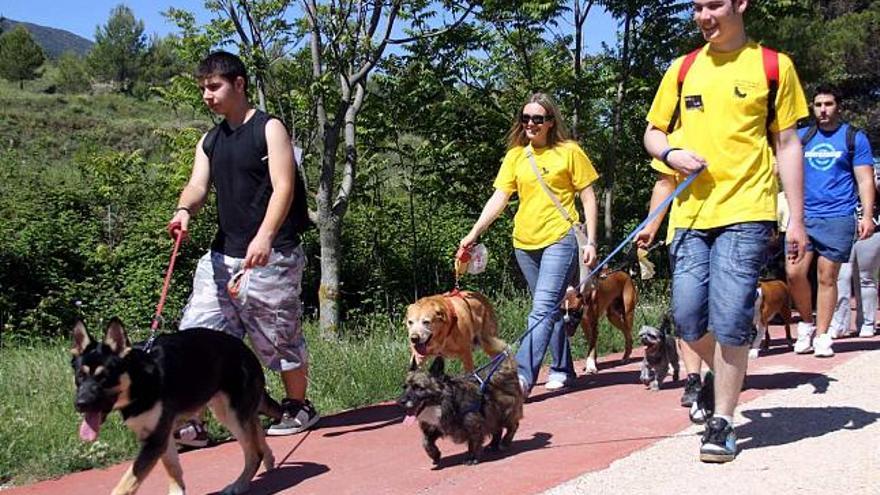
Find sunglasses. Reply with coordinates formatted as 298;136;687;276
520;113;553;125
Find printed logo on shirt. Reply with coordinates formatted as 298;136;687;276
734;87;747;98
804;143;842;171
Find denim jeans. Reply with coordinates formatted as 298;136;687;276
831;231;880;334
514;230;578;390
669;222;772;347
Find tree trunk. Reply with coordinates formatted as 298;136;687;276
604;11;633;240
318;215;342;338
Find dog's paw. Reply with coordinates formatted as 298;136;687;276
584;358;598;375
425;446;441;464
465;457;480;466
650;382;660;391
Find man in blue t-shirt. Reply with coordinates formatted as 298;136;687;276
787;84;875;358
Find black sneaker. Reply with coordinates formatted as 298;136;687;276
680;373;702;407
173;419;209;449
700;416;737;463
688;370;714;424
267;398;320;436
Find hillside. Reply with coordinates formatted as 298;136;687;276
0;17;93;58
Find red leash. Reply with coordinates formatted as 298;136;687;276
145;230;184;349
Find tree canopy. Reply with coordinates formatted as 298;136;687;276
0;25;45;89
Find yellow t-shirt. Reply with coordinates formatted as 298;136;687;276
493;140;599;249
646;42;808;230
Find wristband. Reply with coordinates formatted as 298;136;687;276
660;147;682;166
175;206;192;215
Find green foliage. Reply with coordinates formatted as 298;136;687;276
88;4;147;93
54;52;91;93
0;26;45;89
0;83;209;339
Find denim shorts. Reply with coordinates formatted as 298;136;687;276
802;215;857;263
669;222;773;346
179;246;308;372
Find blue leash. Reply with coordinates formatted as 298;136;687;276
469;169;702;394
515;168;703;347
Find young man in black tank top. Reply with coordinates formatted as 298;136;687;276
168;52;318;443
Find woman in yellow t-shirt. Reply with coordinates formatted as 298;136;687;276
459;93;599;395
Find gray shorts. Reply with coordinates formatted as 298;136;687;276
179;246;308;372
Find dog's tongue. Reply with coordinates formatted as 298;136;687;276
402;414;417;426
79;412;102;442
414;343;427;356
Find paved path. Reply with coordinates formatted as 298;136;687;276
6;329;879;495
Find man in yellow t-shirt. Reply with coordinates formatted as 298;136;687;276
642;0;808;464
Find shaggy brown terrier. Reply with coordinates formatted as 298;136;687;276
398;354;524;466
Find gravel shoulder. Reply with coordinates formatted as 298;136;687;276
544;349;880;495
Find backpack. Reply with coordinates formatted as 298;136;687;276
666;44;779;135
800;123;860;165
202;112;314;234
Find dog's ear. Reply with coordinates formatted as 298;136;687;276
71;321;92;356
103;318;131;355
408;354;419;372
429;356;445;376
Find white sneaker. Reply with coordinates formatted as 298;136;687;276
813;333;834;357
794;322;815;354
827;326;844;339
544;377;567;391
858;326;876;337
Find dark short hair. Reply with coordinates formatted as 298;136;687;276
813;84;841;105
196;51;248;90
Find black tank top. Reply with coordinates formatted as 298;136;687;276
204;110;301;257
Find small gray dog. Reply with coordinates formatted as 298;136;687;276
638;314;680;391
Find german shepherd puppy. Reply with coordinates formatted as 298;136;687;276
398;355;523;466
70;319;282;495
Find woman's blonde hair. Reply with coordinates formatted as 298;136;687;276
505;92;572;149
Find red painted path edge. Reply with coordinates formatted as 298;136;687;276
8;328;877;495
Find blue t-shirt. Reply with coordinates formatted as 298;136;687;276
800;123;874;218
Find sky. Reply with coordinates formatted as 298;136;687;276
1;0;619;53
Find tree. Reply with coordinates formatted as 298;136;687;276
0;25;45;89
54;52;91;93
88;4;147;93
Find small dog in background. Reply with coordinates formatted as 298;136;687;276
561;270;638;374
398;354;523;466
638;313;680;391
750;279;794;358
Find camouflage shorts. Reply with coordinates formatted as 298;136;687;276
179;246;308;372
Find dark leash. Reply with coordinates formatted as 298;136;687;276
604;239;666;276
144;229;184;352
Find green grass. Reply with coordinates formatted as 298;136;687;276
0;286;669;486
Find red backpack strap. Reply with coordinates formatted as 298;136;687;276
666;47;702;133
761;45;780;134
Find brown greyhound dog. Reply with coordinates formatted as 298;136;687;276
562;270;638;374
